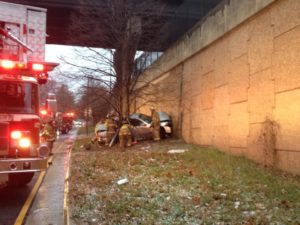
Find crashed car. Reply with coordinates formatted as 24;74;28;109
94;123;107;144
129;111;173;140
94;112;173;143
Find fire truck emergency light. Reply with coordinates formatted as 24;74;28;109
0;60;57;73
40;109;48;115
11;130;22;140
32;63;44;71
19;137;31;148
0;60;26;70
66;112;75;117
10;130;32;149
1;60;14;69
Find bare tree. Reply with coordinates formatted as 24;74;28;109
40;78;58;104
55;84;76;112
61;0;169;118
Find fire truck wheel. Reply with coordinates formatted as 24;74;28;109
8;172;34;187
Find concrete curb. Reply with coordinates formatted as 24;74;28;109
64;137;75;225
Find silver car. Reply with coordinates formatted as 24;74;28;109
129;112;173;140
94;112;173;143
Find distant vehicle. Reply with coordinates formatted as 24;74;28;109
59;113;74;134
73;120;83;127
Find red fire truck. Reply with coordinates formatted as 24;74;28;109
0;1;58;186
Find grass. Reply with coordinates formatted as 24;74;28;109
76;125;94;136
68;138;300;225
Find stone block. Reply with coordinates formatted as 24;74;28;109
214;38;230;87
228;23;249;60
276;150;300;176
272;0;300;37
190;53;202;75
248;11;273;74
196;48;215;76
191;73;202;96
189;53;203;96
274;89;300;151
229;101;249;148
213;125;229;152
183;60;193;80
201;72;215;109
230;147;247;156
273;28;300;93
191;94;202;128
182;81;192;104
274;25;300;53
199;109;214;146
228;55;249;103
181;110;191;142
191;127;202;145
248;69;274;123
214;85;229;126
247;123;265;164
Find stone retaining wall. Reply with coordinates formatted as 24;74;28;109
134;0;300;175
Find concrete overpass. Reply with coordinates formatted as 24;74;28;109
1;0;223;50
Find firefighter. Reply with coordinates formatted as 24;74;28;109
105;114;118;146
118;117;132;148
150;107;160;141
41;117;56;155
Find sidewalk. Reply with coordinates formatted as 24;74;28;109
24;132;75;225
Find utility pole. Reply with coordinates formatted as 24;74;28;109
85;76;90;136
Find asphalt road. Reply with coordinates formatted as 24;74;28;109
0;129;76;225
0;173;38;225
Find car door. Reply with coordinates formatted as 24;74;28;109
129;118;152;140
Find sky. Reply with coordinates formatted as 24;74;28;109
45;44;78;64
45;44;114;92
45;44;82;90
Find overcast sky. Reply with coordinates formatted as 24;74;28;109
45;44;111;92
45;44;80;89
45;44;75;63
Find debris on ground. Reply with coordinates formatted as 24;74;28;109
168;149;188;154
116;178;129;185
140;145;151;151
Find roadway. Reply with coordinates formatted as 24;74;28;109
0;129;76;225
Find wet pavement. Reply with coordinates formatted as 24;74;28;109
24;130;76;225
0;176;37;225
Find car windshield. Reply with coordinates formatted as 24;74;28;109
138;114;152;123
0;81;38;114
158;111;171;121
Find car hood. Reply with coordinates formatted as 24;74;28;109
130;112;171;122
